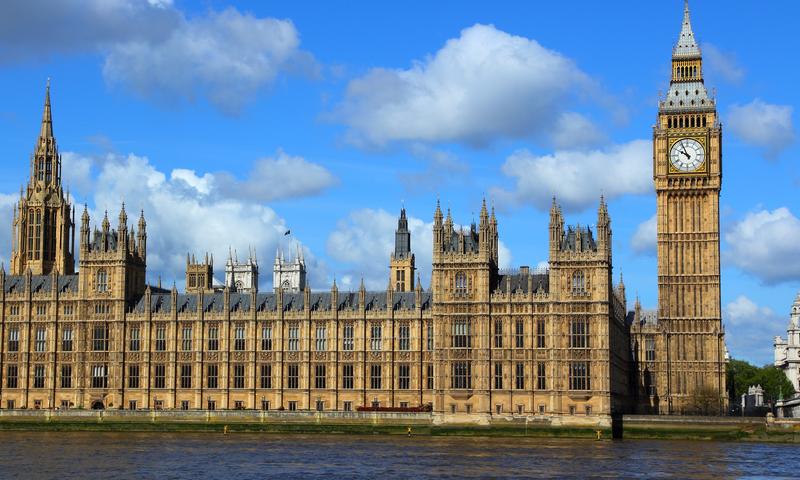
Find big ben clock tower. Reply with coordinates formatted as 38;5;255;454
653;1;727;414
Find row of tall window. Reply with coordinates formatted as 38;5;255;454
5;364;104;389
668;114;707;129
5;320;587;353
675;64;698;79
5;361;592;391
6;363;436;392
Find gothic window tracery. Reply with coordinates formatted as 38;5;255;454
571;271;586;295
96;269;108;293
454;272;467;296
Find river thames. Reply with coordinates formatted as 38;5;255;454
0;432;797;478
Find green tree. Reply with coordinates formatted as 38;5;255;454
727;358;794;403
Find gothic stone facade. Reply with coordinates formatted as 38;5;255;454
0;84;631;416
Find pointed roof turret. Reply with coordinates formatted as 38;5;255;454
102;210;110;232
434;198;443;225
119;202;127;227
674;1;701;58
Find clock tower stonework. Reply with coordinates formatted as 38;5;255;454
638;1;728;414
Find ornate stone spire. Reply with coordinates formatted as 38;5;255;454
40;78;54;139
118;202;128;227
434;198;443;225
673;0;701;58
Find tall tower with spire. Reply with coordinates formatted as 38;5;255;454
389;208;415;291
651;1;727;414
10;80;76;275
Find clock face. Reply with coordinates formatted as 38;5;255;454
670;138;705;172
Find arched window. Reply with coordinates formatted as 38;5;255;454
28;209;42;261
96;269;108;293
571;271;586;295
454;272;468;296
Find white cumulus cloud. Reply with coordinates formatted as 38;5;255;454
491;140;652;212
0;0;179;62
0;1;315;113
631;214;657;256
326;208;512;290
727;99;795;159
0;193;16;268
724;207;800;284
103;8;317;114
701;43;745;84
725;295;787;365
215;150;337;202
331;23;608;149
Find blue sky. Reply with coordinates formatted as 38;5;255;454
0;0;798;365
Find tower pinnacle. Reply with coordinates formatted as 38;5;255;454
40;78;53;139
674;0;700;58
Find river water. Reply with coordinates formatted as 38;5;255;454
0;432;796;479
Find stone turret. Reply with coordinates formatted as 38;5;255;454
390;207;415;292
273;244;306;292
226;247;259;293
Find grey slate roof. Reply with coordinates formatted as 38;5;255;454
444;226;480;254
91;229;118;251
561;226;596;252
496;273;549;295
662;81;714;112
2;274;79;294
131;290;432;314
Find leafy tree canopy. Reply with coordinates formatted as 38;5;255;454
727;358;794;402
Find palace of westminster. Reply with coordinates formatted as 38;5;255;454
0;3;728;418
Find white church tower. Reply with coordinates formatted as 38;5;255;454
774;291;800;395
273;244;306;292
225;247;259;293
